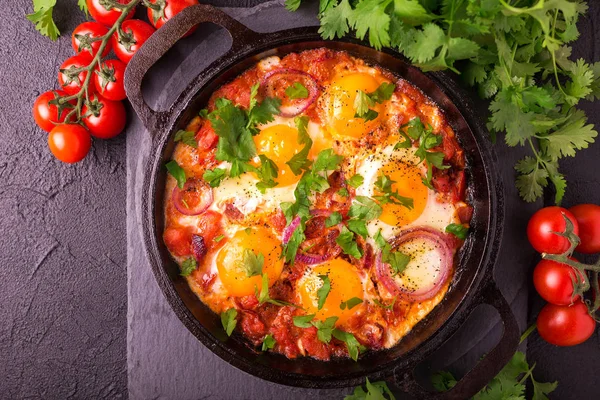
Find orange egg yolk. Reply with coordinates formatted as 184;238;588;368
378;160;429;227
216;226;283;297
253;124;304;186
296;258;364;325
324;73;387;140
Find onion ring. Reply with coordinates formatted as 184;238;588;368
375;227;453;302
172;179;213;216
262;68;319;117
282;216;301;245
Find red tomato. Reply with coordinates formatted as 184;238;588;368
93;59;127;101
87;0;135;26
146;0;198;34
569;204;600;254
196;210;223;245
195;122;218;150
533;258;584;305
58;53;95;95
112;19;155;64
537;301;596;346
71;22;110;58
82;95;127;139
527;206;579;254
48;124;92;163
32;90;74;132
163;227;192;257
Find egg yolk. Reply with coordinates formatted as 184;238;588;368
378;160;428;227
216;226;283;297
296;258;364;325
254;124;304;186
324;73;387;140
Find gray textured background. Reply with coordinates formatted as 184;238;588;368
1;0;599;399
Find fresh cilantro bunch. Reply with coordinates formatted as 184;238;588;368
287;0;600;204
27;0;89;40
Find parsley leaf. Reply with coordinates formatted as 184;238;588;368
203;168;226;188
27;0;60;41
386;252;410;276
179;258;197;277
348;196;383;221
354;82;396;119
165;160;186;189
256;273;295;307
285;82;309;99
256;155;279;193
374;174;414;209
332;329;363;361
248;97;281;132
346;174;364;188
284;0;301;12
78;0;88;16
340;297;363;310
373;297;397;310
261;334;276;351
446;223;469;240
325;211;343;227
220;308;237;337
336;226;363;259
293;314;315;328
239;249;264;278
313;148;344;173
174;130;198;148
316;275;331;310
313;316;338;343
214;234;225;243
345;378;396;400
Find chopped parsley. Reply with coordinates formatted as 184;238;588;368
346;174;364;188
293;314;338;344
214;234;225;242
336;225;362;259
285;82;309;99
316;275;331;310
340;297;363;310
353;82;396;120
292;314;315;328
373;174;414;209
446;223;469;240
325;211;343;227
374;229;411;276
165;160;186;189
286;117;312;175
220;308;237;337
255;154;279;193
179;257;197;277
373;297;397;310
239;249;264;278
332;329;364;361
202;168;226;188
255;273;295;307
261;334;276;351
346;378;396;400
174;129;197;148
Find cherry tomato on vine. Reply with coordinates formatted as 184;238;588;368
533;258;584;306
111;19;156;64
32;90;74;132
82;95;126;139
146;0;198;34
93;59;127;101
569;204;600;254
537;301;596;346
87;0;135;27
48;124;92;163
58;53;95;95
71;22;110;58
527;206;579;254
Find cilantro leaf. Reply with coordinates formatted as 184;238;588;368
165;160;186;189
340;297;363;310
446;223;469;240
319;0;353;40
256;154;279;193
353;82;396;119
332;329;362;361
239;249;264;278
78;0;89;16
27;0;60;41
285;82;309;99
336;226;362;259
347;219;369;238
431;371;457;392
293;314;315;328
286;138;312;175
248;97;281;130
180;257;197;277
203;168;227;188
325;211;343;227
346;174;364;188
313;148;344;173
385;252;410;276
261;334;276;351
317;275;331;310
349;0;391;49
174;130;198;148
283;219;306;264
348;196;383;221
374;174;414;209
345;378;396;400
312;316;338;343
284;0;301;12
256;273;294;307
220;308;237;337
294;115;311;144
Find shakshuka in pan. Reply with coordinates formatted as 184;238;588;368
162;48;472;361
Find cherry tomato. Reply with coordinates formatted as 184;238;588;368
48;124;92;163
146;0;198;35
32;90;74;132
58;53;95;95
569;204;600;254
533;258;584;306
163;227;192;257
527;206;579;254
537;301;596;346
87;0;135;27
71;22;110;58
93;59;127;101
111;19;155;64
82;95;126;139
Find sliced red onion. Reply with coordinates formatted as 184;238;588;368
295;252;331;265
309;209;331;217
375;227;453;302
191;234;207;262
172;179;213;216
282;216;301;245
262;68;319;117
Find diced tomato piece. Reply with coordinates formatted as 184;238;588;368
299;326;331;360
239;311;267;342
457;205;474;224
163;227;192;257
196;210;223;245
453;170;466;202
237;295;259;310
195;121;219;150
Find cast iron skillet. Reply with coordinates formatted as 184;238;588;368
124;4;519;399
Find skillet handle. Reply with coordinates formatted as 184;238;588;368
393;280;519;399
124;4;260;132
